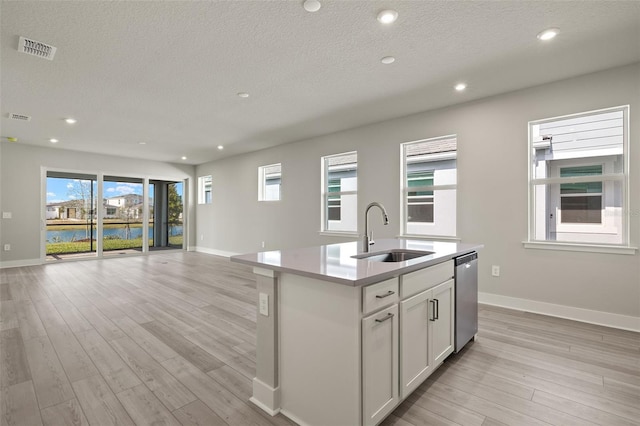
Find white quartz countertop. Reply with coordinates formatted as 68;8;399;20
230;239;482;286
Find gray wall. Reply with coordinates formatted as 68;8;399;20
196;63;640;318
0;143;195;264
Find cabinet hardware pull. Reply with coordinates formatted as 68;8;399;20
375;313;394;323
375;290;395;299
435;298;439;320
429;300;436;321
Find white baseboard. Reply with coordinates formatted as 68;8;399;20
279;409;312;426
0;258;42;269
193;246;240;258
251;377;280;415
479;292;640;332
250;397;281;417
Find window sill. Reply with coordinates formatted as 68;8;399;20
523;241;638;255
398;234;461;242
319;231;359;238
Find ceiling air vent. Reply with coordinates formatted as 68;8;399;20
9;113;31;121
18;36;57;60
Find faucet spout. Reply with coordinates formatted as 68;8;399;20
363;202;389;252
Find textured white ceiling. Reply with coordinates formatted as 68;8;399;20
1;1;639;165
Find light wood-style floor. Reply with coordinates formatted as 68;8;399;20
1;252;639;426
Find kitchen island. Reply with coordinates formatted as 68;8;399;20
231;239;482;426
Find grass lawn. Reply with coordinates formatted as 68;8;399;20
46;236;183;255
46;222;148;231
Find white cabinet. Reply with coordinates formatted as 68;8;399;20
399;278;454;398
399;288;432;398
431;279;455;365
275;261;456;426
362;304;399;426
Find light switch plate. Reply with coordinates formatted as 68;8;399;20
2;212;11;219
259;292;269;316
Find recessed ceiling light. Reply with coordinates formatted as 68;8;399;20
377;10;398;24
138;142;147;145
237;92;250;98
64;118;77;124
49;138;59;143
381;56;395;64
181;156;187;160
303;0;321;13
537;28;559;41
454;83;467;91
217;145;224;150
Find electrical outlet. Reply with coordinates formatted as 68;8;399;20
259;292;269;316
3;244;10;251
491;265;500;277
200;234;204;241
261;241;265;248
2;212;11;219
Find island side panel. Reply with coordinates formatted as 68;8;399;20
279;273;362;426
251;267;281;414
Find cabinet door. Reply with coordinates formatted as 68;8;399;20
399;290;432;399
362;304;399;426
431;279;455;365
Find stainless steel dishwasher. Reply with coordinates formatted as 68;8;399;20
454;252;478;352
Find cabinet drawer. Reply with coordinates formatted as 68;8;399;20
363;278;399;315
401;261;453;299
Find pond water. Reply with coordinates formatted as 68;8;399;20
46;225;183;242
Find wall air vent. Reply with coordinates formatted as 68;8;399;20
9;113;31;121
18;36;57;60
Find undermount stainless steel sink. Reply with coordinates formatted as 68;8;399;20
351;249;434;262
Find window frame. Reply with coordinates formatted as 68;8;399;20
321;151;358;234
525;105;635;254
258;163;282;202
400;135;458;239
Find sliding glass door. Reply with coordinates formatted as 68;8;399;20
102;176;145;256
46;172;97;260
149;180;184;250
45;172;185;260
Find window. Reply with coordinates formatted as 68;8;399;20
259;164;282;201
528;106;629;247
198;175;212;204
322;152;357;232
401;136;457;237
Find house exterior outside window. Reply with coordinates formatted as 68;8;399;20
322;152;357;233
258;164;282;201
528;106;629;248
401;136;457;237
559;165;603;224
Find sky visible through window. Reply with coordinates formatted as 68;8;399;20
46;178;183;203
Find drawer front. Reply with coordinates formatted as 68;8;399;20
401;261;453;299
363;278;399;315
